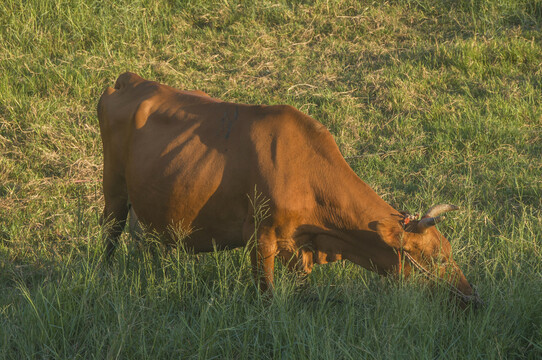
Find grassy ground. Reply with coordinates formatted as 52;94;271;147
1;0;541;358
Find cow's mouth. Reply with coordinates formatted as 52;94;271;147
404;252;484;308
459;283;484;308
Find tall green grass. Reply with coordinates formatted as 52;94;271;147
1;0;541;358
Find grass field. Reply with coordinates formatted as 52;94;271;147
1;0;541;358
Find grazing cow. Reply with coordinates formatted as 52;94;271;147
98;72;482;306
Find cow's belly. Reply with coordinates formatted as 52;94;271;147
125;139;249;251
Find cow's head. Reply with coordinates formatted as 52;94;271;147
377;204;483;307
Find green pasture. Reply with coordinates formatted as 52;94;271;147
1;0;541;358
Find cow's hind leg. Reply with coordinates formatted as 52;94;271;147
101;159;130;260
128;204;143;242
101;193;129;261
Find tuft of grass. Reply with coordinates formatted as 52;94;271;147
1;0;541;358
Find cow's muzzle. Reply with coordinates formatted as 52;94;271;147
459;283;484;309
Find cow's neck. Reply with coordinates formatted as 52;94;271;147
311;163;401;274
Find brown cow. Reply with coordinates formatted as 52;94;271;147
98;72;482;306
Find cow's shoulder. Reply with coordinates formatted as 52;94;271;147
250;104;329;136
185;89;211;98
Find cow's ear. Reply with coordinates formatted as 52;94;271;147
377;218;407;249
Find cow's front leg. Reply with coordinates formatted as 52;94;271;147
245;225;277;292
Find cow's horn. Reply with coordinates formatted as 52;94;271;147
417;215;445;231
422;204;459;218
